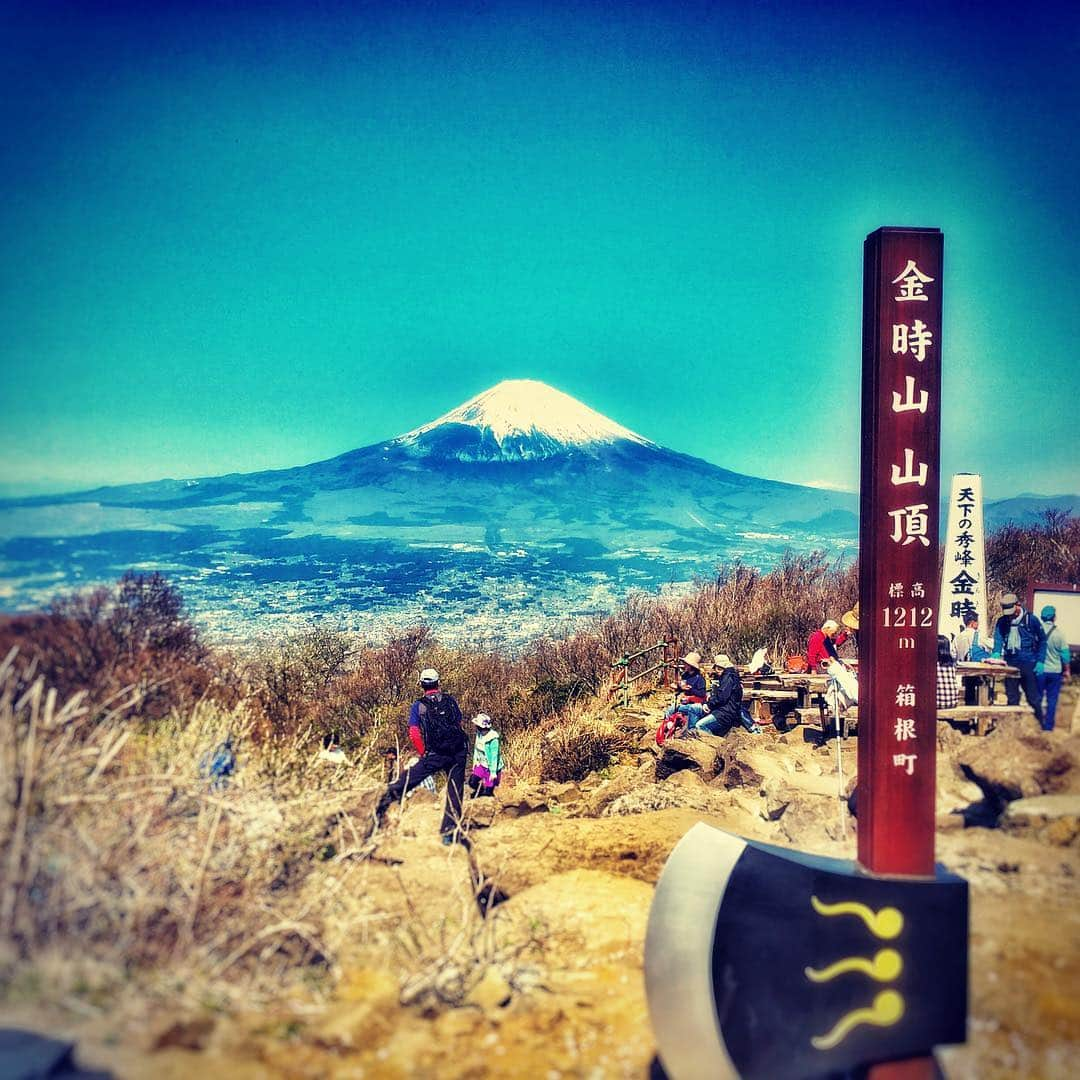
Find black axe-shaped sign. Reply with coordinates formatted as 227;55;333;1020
645;823;967;1079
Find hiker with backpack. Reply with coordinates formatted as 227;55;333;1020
468;713;503;796
198;735;236;792
374;668;470;846
1038;605;1071;732
991;592;1047;725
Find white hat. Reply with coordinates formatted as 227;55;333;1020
419;668;440;685
681;651;703;669
472;713;492;729
713;654;734;669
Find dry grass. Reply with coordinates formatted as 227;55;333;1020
0;647;390;1015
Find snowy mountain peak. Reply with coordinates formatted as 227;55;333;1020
394;380;655;461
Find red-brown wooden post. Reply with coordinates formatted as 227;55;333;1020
859;227;944;1080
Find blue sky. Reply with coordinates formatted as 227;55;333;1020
1;0;1077;500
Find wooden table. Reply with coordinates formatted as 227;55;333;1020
957;661;1019;705
742;663;1023;738
740;672;832;727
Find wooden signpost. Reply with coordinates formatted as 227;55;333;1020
859;228;946;1080
857;227;943;879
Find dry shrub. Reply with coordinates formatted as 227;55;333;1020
248;627;353;735
0;572;223;721
986;510;1080;598
538;706;632;783
501;723;544;780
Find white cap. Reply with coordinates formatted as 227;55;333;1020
419;668;440;684
472;713;492;729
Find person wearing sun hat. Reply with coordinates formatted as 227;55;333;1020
1038;605;1071;731
991;593;1047;725
657;651;708;741
697;653;762;736
468;713;504;796
841;601;860;641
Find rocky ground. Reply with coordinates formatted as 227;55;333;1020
4;688;1078;1079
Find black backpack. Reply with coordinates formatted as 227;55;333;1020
417;693;465;754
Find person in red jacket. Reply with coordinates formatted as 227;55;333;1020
806;620;849;673
374;668;470;846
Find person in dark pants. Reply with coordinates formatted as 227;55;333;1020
375;668;470;846
991;592;1047;726
1038;605;1072;731
698;654;762;735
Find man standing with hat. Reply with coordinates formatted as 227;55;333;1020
375;668;470;845
991;593;1047;725
1038;605;1071;731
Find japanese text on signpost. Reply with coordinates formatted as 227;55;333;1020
859;228;944;877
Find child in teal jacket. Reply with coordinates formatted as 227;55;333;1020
469;713;503;797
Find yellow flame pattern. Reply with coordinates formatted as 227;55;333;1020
810;896;904;940
805;948;903;984
811;990;905;1050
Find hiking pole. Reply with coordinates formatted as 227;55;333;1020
832;676;846;838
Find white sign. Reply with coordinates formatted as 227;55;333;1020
938;473;987;638
1032;587;1080;650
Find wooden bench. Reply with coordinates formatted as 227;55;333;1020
743;688;800;726
937;704;1032;736
783;704;1031;739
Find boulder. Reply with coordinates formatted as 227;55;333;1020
582;765;644;817
667;768;706;789
655;736;721;780
497;784;553;819
604;783;713;816
1000;794;1080;847
464;797;500;827
779;796;851;849
716;755;765;791
935;752;986;816
954;719;1080;807
760;776;794;821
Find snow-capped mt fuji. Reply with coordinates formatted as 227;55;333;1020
392;379;656;463
0;379;860;643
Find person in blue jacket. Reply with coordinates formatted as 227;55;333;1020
991;592;1047;725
